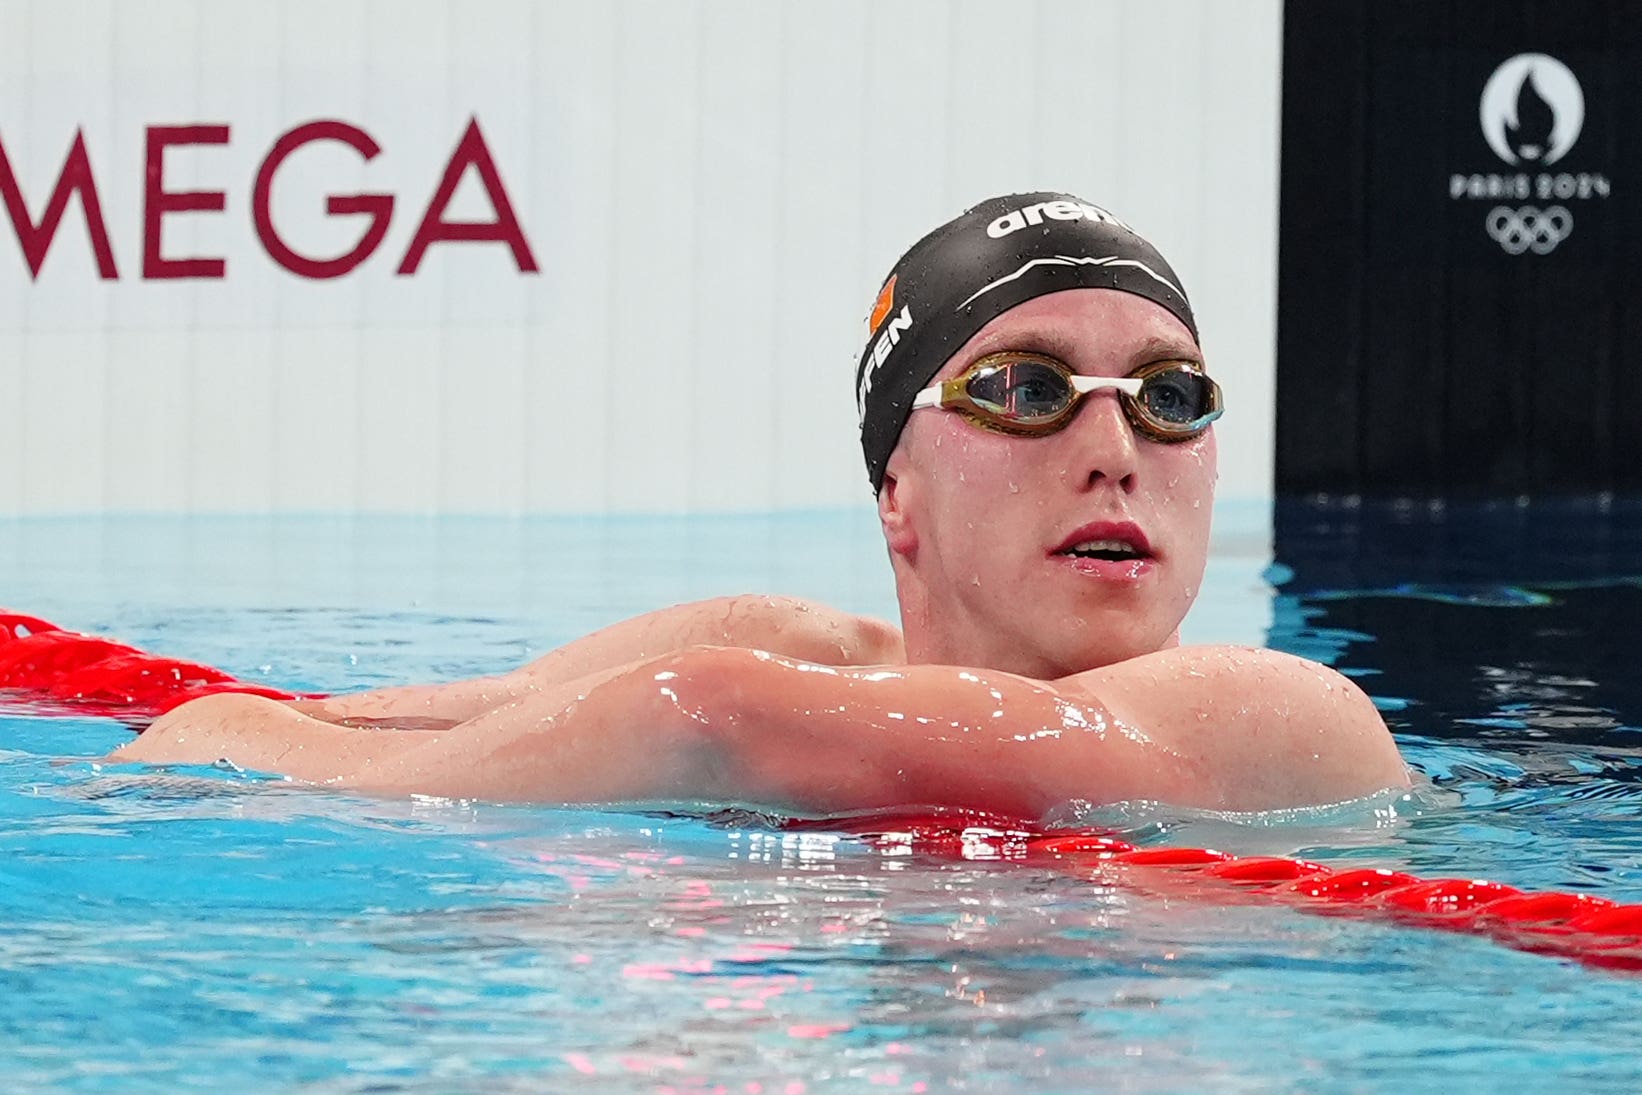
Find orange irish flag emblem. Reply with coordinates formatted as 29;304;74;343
868;275;898;333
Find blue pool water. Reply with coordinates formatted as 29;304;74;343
4;502;1642;1092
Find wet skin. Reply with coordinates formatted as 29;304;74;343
111;289;1410;815
881;289;1216;679
113;642;1401;816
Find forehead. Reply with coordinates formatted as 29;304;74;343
942;289;1201;377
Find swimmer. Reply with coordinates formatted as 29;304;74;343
112;192;1410;816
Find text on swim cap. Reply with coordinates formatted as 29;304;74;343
857;304;913;420
986;200;1130;239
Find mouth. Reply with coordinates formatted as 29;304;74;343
1058;538;1149;562
1051;522;1156;576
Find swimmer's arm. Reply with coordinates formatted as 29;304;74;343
505;595;905;681
341;645;1408;813
1067;646;1410;810
288;595;904;729
109;691;431;781
284;678;523;732
109;660;643;782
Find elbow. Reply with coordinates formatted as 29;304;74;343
849;615;906;665
649;645;863;814
643;645;771;785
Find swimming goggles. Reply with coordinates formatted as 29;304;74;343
910;352;1223;441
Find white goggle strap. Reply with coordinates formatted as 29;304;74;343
910;385;944;410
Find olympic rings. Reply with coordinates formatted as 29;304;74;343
1485;204;1573;255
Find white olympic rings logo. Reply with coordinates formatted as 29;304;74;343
1485;205;1573;255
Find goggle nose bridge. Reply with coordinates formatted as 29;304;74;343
1068;375;1145;398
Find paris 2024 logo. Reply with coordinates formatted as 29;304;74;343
1450;52;1610;256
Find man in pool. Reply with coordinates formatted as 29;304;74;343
113;192;1410;816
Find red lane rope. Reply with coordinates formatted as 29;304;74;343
0;612;302;722
792;811;1642;973
5;612;1640;971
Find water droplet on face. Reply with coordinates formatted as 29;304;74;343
1008;481;1020;494
957;470;965;483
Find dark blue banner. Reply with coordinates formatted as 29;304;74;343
1277;0;1641;496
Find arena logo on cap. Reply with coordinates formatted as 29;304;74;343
986;200;1130;239
1448;52;1610;256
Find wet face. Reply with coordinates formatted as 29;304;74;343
878;289;1217;679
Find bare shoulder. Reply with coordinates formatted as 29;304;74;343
1077;644;1375;716
1065;645;1409;808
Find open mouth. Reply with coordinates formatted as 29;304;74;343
1051;522;1156;571
1056;538;1149;563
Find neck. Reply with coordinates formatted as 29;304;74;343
895;578;1182;680
895;586;1060;678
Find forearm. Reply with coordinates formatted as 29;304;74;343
110;692;427;782
343;654;731;802
507;595;903;687
136;649;812;806
109;662;650;788
294;596;902;729
351;647;1091;815
287;677;522;730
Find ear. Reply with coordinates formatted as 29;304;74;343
877;470;919;561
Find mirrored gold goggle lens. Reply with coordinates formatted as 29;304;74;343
960;359;1218;434
1133;368;1217;429
964;361;1074;422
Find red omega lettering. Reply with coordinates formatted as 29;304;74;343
2;117;536;281
396;117;538;275
143;124;230;280
0;128;120;279
253;121;394;279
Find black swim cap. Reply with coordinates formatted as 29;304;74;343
854;192;1198;493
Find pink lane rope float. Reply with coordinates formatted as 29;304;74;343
5;610;1641;971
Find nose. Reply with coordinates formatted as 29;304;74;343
1067;391;1138;493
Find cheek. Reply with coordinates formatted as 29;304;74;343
1180;439;1217;567
903;425;1048;571
1196;431;1219;487
1168;431;1216;485
1164;433;1218;502
1141;442;1208;499
913;416;1037;495
1149;437;1217;559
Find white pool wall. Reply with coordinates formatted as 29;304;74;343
0;0;1281;517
